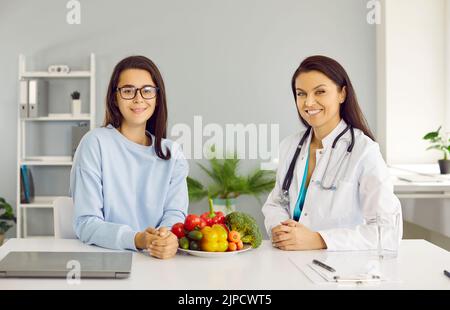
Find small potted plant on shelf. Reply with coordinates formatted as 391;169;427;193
0;197;16;246
71;91;81;115
187;147;276;214
423;126;450;174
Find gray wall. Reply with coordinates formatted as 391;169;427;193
0;0;376;239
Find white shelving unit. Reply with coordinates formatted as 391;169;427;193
16;54;96;238
24;115;91;122
20;156;74;166
21;71;92;78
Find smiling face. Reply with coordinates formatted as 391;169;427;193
295;70;346;130
116;68;157;128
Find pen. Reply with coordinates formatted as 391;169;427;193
334;274;381;282
444;270;450;279
312;259;336;273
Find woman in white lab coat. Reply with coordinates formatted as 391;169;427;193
262;55;402;251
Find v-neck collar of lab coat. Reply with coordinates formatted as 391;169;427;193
291;119;349;219
320;119;348;150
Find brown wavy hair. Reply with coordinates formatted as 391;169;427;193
291;55;375;141
103;55;171;160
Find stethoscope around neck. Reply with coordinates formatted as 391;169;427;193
278;124;355;207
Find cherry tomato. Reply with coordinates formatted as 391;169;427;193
171;222;185;238
184;214;202;232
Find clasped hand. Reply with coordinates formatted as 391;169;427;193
271;220;327;251
135;227;179;259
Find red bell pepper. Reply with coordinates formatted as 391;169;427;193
198;217;207;229
200;198;226;226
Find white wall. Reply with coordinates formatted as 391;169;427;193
447;0;450;128
378;0;447;164
377;0;450;238
0;0;377;238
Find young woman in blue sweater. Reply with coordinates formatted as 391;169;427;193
70;56;188;259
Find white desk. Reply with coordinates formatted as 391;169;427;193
390;164;450;198
0;238;448;290
389;164;450;237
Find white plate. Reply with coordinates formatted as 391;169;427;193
178;244;252;258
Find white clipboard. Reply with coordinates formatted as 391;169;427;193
289;252;401;286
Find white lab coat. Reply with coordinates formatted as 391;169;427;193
262;119;403;251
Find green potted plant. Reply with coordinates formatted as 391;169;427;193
0;197;16;246
187;150;276;214
423;126;450;174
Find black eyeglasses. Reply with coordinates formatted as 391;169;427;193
116;85;159;100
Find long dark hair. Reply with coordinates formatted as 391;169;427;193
291;55;376;141
103;55;171;160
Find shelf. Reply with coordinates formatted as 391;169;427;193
23;114;91;121
23;235;55;239
21;71;91;78
19;196;59;208
16;53;96;239
21;156;73;166
396;193;450;199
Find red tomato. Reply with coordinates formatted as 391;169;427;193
171;222;185;238
184;214;202;231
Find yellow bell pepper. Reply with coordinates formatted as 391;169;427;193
200;225;228;252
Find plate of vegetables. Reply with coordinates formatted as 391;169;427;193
178;244;252;258
171;201;262;258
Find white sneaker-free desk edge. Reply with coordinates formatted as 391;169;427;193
0;238;448;290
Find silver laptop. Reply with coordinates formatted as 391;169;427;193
0;251;132;279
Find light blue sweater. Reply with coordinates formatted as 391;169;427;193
69;124;189;251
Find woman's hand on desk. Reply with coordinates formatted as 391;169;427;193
271;220;327;251
134;227;179;259
147;227;179;259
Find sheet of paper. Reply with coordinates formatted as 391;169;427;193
289;251;403;285
397;174;444;183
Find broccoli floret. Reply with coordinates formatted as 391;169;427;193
225;212;262;248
